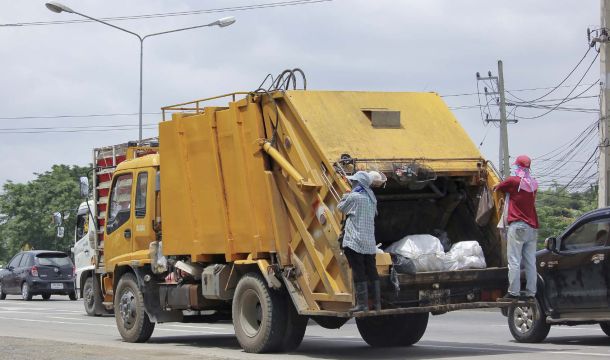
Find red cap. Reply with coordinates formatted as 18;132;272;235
513;155;531;169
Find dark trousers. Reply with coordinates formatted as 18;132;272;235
344;247;379;283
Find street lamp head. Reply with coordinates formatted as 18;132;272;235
216;16;236;28
45;2;74;14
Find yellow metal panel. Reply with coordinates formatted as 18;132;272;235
283;91;483;172
159;113;229;256
214;102;275;258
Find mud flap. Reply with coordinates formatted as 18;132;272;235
132;267;182;323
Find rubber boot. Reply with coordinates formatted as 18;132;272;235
349;282;369;313
372;280;381;311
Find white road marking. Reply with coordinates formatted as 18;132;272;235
167;324;228;330
47;316;87;321
0;315;233;335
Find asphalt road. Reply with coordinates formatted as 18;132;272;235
0;294;609;360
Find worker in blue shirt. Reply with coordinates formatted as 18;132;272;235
338;170;386;312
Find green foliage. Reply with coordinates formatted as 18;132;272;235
0;165;90;263
536;184;598;247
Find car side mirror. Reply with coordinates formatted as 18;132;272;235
545;237;558;253
79;176;90;198
7;266;14;271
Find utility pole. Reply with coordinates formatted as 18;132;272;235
497;61;510;179
476;60;514;179
597;0;610;207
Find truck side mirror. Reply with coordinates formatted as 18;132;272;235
52;212;63;226
80;176;90;198
545;237;558;253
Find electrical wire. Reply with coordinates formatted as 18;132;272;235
1;0;333;27
507;46;593;104
515;52;599;120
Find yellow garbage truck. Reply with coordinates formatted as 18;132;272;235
82;73;509;353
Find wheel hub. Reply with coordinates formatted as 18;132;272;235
240;289;263;338
119;290;136;329
85;287;94;308
513;305;534;334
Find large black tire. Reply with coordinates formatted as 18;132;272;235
507;299;550;343
21;282;32;301
312;316;349;329
0;281;6;300
114;273;155;343
356;313;429;347
42;294;51;300
600;322;610;337
232;273;287;353
279;298;308;352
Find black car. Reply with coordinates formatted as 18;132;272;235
0;250;76;301
506;207;610;342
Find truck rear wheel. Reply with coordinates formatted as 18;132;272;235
356;313;429;347
279;298;308;352
232;273;287;353
507;300;550;343
114;273;155;343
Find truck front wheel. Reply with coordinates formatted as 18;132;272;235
507;300;550;343
114;273;155;343
232;273;287;353
356;313;429;347
83;277;101;316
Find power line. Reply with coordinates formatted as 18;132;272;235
0;125;156;135
0;112;161;120
514;53;600;120
440;82;599;98
507;47;593;104
1;0;332;27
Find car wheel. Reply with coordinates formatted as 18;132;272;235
232;272;288;353
41;294;51;300
69;291;77;301
600;322;610;337
0;281;6;300
507;299;550;343
114;273;155;343
356;313;429;347
21;282;32;301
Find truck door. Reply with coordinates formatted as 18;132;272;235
545;216;610;312
104;172;134;269
132;170;156;252
73;206;92;275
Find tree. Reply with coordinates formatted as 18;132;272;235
0;164;90;263
536;184;597;247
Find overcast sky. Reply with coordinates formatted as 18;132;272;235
0;0;600;191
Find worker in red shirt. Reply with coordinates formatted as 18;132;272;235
494;155;539;301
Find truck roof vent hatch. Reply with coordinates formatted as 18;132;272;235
362;108;401;129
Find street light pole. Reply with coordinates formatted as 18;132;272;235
45;2;236;142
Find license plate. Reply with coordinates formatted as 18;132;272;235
50;283;64;290
419;289;450;306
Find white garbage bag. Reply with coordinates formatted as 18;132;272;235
385;234;445;272
444;241;487;270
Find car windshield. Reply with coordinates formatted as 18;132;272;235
36;253;72;267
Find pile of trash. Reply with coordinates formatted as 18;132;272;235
384;234;486;274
